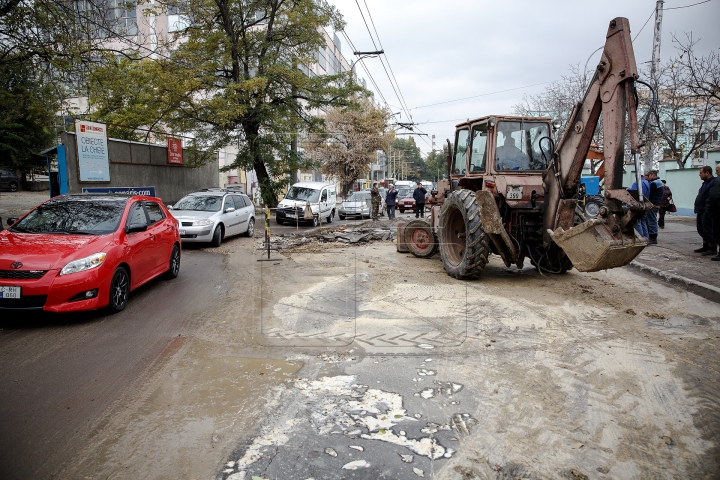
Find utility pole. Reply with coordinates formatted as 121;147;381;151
644;0;664;173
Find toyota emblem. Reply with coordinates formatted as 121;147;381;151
10;261;22;269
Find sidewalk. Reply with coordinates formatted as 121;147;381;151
629;214;720;303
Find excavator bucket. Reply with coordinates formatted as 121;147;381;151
549;219;646;272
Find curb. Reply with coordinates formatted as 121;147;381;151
628;261;720;304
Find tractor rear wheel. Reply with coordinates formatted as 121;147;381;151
438;189;491;279
404;219;438;258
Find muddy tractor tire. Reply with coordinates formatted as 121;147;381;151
404;219;438;258
438;189;491;279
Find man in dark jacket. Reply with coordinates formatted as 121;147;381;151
646;170;664;245
385;184;398;219
694;165;717;255
413;182;427;218
708;164;720;261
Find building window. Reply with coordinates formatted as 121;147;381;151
318;47;326;71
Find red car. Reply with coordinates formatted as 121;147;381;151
397;194;430;214
0;194;181;313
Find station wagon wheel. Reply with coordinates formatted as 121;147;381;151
312;215;319;227
210;224;223;247
163;245;181;279
109;267;130;313
9;181;18;192
245;218;255;237
326;210;334;224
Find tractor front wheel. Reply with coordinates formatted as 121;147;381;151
404;219;438;258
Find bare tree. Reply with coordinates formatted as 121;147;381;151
673;33;720;104
513;63;593;140
641;48;720;169
303;98;391;196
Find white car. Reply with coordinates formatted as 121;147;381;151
276;182;337;227
338;191;372;220
170;190;255;246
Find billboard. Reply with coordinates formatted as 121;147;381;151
167;137;183;164
76;120;110;182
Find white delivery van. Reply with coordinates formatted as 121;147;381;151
276;182;337;227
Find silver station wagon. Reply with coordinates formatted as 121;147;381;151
169;189;255;246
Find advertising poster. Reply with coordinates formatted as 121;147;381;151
167;137;183;164
76;120;110;182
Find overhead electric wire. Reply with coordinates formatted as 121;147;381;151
352;0;413;123
362;0;413;122
664;0;712;10
339;30;390;107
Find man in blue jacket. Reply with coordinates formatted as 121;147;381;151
646;170;664;245
694;165;717;255
385;184;399;219
413;182;427;218
628;175;650;238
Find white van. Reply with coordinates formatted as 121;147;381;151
276;182;337;227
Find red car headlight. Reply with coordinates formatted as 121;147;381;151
60;252;107;276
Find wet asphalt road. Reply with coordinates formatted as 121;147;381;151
0;248;227;480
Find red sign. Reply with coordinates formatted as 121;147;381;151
167;137;183;164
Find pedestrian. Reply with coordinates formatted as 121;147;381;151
385;184;398;219
645;170;663;245
694;165;717;255
658;179;673;229
370;183;381;221
413;182;427;218
708;164;720;261
628;175;650;238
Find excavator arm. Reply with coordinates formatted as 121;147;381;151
543;17;651;272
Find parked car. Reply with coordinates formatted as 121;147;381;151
276;182;337;227
338;191;372;220
0;194;181;313
361;187;387;216
0;168;20;192
169;189;255;246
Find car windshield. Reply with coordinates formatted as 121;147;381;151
285;187;320;202
174;195;223;212
10;199;126;235
346;192;370;202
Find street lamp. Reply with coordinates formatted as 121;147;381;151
351;50;384;75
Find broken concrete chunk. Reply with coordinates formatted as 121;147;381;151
342;459;370;469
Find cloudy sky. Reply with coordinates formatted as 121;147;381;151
328;0;720;154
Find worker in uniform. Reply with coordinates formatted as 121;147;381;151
371;183;381;221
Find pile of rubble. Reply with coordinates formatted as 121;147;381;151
261;226;398;250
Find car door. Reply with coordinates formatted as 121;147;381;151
319;188;328;220
144;201;172;273
222;195;241;236
233;195;251;233
123;201;155;287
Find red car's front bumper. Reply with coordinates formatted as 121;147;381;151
0;265;114;313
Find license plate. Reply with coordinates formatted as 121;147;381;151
506;186;523;200
0;286;21;299
179;229;186;235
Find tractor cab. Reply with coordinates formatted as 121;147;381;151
451;116;553;209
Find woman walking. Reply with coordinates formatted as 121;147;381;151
659;179;673;229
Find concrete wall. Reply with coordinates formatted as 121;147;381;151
62;132;218;204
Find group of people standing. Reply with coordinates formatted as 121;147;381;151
369;182;428;220
694;165;720;261
629;169;670;245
